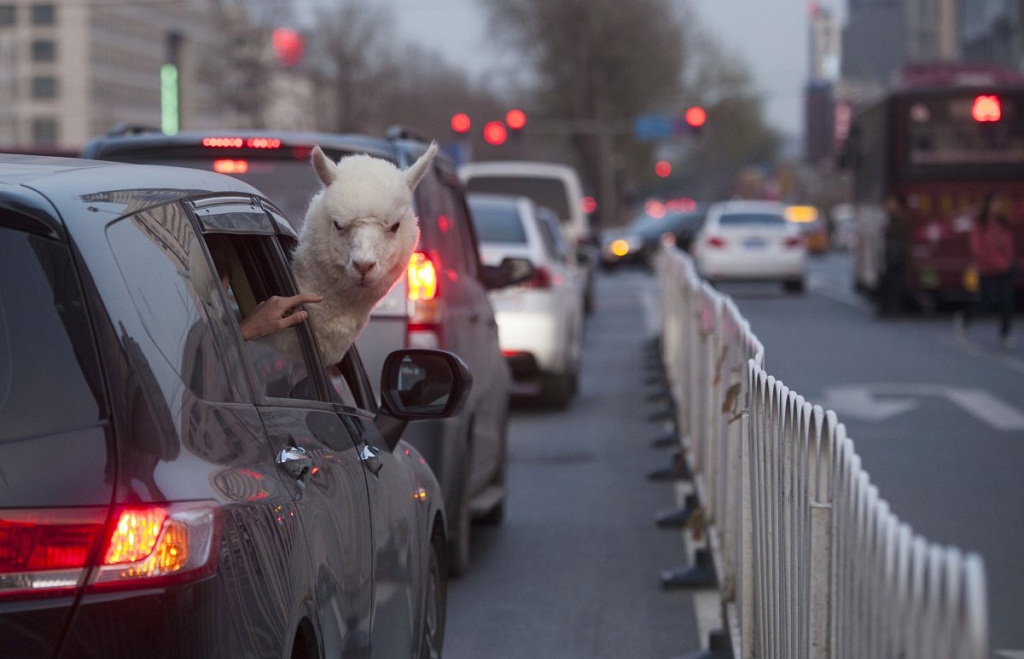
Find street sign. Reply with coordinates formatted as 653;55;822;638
633;114;675;141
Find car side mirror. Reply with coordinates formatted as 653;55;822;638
374;349;472;451
481;256;535;290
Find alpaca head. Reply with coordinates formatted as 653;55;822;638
299;142;438;293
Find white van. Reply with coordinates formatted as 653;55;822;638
459;160;597;312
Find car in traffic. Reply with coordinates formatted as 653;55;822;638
469;193;585;408
600;205;706;270
785;204;830;254
458;159;598;314
691;199;808;292
82;126;523;576
0;154;470;658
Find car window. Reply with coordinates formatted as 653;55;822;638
470;201;528;244
0;225;105;442
536;210;570;262
106;204;249;404
447;183;483;279
718;212;786;227
103;154;322;230
464;175;571;224
421;170;480;278
203;233;326;404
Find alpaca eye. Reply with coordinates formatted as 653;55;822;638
388;222;401;234
333;222;347;233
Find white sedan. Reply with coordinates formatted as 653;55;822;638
692;199;808;293
469;193;585;407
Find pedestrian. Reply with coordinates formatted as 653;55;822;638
955;191;1018;348
879;193;911;316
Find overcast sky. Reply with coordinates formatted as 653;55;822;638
377;0;847;139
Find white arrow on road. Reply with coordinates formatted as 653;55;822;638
820;384;1024;431
820;387;918;422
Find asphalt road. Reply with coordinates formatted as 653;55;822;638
443;270;702;659
443;253;1024;657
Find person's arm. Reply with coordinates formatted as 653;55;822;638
240;293;324;341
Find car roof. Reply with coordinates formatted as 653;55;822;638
459;160;581;180
709;199;786;213
0;153;278;238
82;128;450;172
467;191;535;209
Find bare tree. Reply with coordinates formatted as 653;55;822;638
673;33;783;199
306;1;398;133
204;0;292;128
482;0;687;223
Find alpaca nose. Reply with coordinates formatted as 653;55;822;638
353;260;376;276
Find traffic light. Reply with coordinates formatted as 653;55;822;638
451;112;472;135
684;106;706;135
655;160;672;178
505;109;526;137
272;28;304;67
483;121;508;146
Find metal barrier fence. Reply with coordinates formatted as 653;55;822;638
655;245;989;659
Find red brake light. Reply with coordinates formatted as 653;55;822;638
0;502;220;600
706;236;726;248
0;507;107;575
202;137;282;149
972;95;1001;122
408;252;438;301
785;235;804;248
213;159;249;174
202;137;243;148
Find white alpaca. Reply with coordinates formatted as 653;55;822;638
292;142;438;366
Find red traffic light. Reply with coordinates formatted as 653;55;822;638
272;28;304;67
483;121;508;146
655;161;672;178
451;112;472;134
506;109;527;131
684;106;707;128
972;95;1001;122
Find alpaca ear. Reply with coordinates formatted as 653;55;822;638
311;145;337;186
404;142;439;190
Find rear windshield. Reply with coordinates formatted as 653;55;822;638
0;226;104;442
469;200;528;244
104;154;322;229
464;176;570;223
719;212;786;227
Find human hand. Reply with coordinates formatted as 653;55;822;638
240;293;324;341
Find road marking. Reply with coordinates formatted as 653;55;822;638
821;384;1024;431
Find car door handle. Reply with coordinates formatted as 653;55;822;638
359;444;383;475
276;446;313;481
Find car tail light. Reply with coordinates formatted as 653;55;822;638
408;252;438;301
213;159;249;174
202;137;282;149
407;251;441;348
784;235;804;248
0;502;220;600
706;236;727;248
522;266;561;289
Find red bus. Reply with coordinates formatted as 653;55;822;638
844;62;1024;313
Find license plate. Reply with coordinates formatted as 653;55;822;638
743;238;767;249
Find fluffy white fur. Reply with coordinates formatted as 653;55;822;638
292;142;438;366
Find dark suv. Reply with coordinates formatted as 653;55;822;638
84;127;518;576
0;154;470;658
